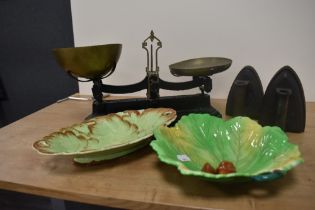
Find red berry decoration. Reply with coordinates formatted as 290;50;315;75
216;161;236;174
201;162;216;174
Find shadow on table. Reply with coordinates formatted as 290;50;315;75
42;145;153;175
154;161;297;199
42;146;297;199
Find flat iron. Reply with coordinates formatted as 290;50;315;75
226;66;264;119
259;66;306;132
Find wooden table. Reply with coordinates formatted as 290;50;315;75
0;98;314;210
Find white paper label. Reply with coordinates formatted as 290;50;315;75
177;154;191;162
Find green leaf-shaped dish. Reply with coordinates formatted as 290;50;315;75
151;114;303;182
33;108;176;164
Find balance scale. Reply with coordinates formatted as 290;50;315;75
53;31;232;119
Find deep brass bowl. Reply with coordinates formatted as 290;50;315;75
53;44;122;79
169;57;232;77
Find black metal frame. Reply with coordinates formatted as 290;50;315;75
87;31;222;119
89;75;220;119
98;76;211;95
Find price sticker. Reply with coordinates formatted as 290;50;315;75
177;154;191;162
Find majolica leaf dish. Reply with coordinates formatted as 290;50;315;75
150;114;303;182
33;108;176;164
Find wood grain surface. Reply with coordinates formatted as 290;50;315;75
0;97;314;210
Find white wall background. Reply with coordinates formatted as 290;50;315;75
70;0;315;101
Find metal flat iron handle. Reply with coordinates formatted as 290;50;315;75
275;88;292;130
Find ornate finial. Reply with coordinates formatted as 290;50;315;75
142;31;163;99
150;30;155;41
142;31;162;73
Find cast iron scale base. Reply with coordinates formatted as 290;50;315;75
92;92;216;119
55;31;232;119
